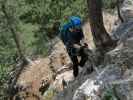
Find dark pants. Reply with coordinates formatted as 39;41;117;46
67;46;88;77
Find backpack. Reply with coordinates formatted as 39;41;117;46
59;16;83;45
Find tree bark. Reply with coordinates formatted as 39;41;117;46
116;0;124;23
87;0;116;51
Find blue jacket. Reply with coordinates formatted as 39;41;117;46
60;22;84;47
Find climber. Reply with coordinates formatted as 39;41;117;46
59;16;89;77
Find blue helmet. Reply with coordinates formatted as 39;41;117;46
60;16;82;32
69;16;82;28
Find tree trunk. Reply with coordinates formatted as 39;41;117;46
116;0;124;23
87;0;116;51
1;2;28;64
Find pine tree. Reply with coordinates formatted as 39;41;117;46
1;0;28;64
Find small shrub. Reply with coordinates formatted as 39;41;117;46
102;88;118;100
43;88;58;100
0;64;10;100
103;0;117;9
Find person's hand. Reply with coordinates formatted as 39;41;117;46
69;28;74;32
84;43;88;47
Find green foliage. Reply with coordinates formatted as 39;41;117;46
0;0;20;65
0;0;23;99
0;64;10;100
20;23;39;55
102;88;118;100
0;32;17;65
19;0;88;55
103;0;117;9
0;30;16;99
0;64;9;84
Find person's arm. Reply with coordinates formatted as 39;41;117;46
79;29;85;43
79;28;84;39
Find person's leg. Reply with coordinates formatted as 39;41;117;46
79;47;94;73
79;47;88;67
69;54;79;77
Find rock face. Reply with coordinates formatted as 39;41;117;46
121;0;133;21
54;18;133;100
46;1;133;99
54;41;133;100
